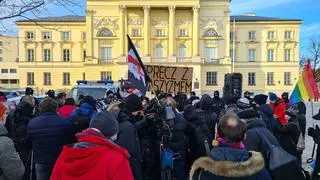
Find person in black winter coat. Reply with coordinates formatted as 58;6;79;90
5;101;34;167
190;113;271;180
188;91;200;105
184;105;213;171
252;94;281;136
278;105;301;158
199;94;218;138
116;94;143;180
212;91;224;116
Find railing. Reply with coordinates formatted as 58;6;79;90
99;59;114;64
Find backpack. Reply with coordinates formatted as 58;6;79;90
71;109;93;135
193;123;213;157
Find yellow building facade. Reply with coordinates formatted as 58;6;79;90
0;35;19;89
16;0;302;95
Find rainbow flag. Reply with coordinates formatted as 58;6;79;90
290;60;320;104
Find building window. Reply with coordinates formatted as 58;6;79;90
248;73;256;86
43;49;51;62
249;31;256;40
1;80;9;84
10;69;17;73
1;69;8;73
268;31;275;40
42;32;51;40
62;31;70;41
43;72;51;85
284;72;291;85
230;49;235;61
155;44;164;57
63;49;70;62
285;49;291;62
267;72;274;85
26;32;34;40
100;71;112;80
205;29;219;37
0;41;2;46
134;44;141;55
27;72;35;85
10;80;18;84
230;32;234;40
98;28;113;37
248;49;256;62
0;57;2;62
63;72;70;85
205;47;218;60
179;29;187;37
100;47;112;60
82;32;87;41
206;72;217;86
178;44;187;58
132;29;141;37
267;49;274;62
27;49;34;62
0;49;2;54
83;50;86;62
156;29;164;37
285;31;292;40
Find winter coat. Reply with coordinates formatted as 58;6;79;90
188;96;200;105
298;114;306;138
5;102;34;165
58;105;76;117
27;112;73;165
278;118;300;157
70;103;97;122
51;128;133;180
212;97;224;118
0;124;25;180
257;104;281;135
168;112;187;157
270;99;287;126
190;147;271;180
244;118;281;167
199;95;218;138
116;111;142;180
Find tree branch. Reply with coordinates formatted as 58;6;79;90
0;1;45;21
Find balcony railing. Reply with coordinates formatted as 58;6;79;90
99;59;114;64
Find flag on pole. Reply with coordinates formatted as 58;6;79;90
290;60;320;104
127;35;149;96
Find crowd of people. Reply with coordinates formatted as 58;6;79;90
0;87;314;180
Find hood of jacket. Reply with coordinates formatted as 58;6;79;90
246;118;266;130
190;147;264;178
258;104;274;117
199;94;213;111
0;124;8;136
55;128;128;177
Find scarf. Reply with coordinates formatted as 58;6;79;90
214;137;245;149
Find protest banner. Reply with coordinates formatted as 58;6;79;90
146;65;193;93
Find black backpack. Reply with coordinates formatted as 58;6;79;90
193;123;213;157
71;109;93;135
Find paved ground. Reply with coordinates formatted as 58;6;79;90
302;102;320;169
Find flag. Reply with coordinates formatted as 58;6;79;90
127;35;149;96
290;60;320;104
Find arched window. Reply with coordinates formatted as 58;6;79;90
155;44;164;58
134;44;141;56
204;29;219;37
98;28;113;37
178;44;187;58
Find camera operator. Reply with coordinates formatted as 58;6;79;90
308;109;320;180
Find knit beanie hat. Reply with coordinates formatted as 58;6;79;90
89;111;119;138
0;103;7;120
253;94;268;105
268;92;278;102
237;98;251;110
83;96;97;107
237;108;260;120
124;94;143;113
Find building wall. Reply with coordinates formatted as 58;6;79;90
16;0;301;96
0;36;19;89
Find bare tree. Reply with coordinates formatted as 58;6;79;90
308;35;320;74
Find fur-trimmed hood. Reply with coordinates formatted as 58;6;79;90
190;150;265;179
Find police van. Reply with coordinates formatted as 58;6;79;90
68;80;118;102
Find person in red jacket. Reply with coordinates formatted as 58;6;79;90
269;92;288;126
51;111;134;180
58;98;77;117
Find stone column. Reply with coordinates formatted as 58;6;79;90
192;5;200;57
119;5;126;57
143;5;150;57
168;5;175;57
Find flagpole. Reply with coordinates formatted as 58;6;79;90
232;18;235;73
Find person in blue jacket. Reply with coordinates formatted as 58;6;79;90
70;95;97;122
